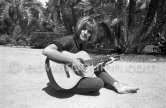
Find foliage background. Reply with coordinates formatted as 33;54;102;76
0;0;166;54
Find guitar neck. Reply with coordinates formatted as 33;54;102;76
85;56;111;66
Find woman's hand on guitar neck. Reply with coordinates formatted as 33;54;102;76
71;58;86;77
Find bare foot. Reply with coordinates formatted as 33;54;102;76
113;82;140;94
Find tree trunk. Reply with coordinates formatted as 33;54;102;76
61;4;73;35
129;0;159;53
100;22;115;47
117;0;129;53
128;0;136;28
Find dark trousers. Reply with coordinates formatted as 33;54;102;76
59;69;117;94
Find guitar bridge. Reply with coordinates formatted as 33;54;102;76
64;65;70;78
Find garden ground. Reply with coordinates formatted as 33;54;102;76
0;46;166;108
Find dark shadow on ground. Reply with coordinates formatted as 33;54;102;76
76;90;100;96
42;83;75;99
42;82;101;99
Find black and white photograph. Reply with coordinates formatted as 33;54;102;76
0;0;166;108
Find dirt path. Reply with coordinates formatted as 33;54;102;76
0;46;166;108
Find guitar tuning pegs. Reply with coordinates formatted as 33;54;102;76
110;56;120;61
113;56;120;61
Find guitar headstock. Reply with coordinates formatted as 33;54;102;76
93;54;120;68
110;55;120;61
105;54;120;64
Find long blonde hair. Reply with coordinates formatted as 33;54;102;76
75;16;98;43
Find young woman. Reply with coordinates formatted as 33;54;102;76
42;16;139;94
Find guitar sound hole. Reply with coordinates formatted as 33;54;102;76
77;58;84;64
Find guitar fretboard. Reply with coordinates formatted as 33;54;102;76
84;56;112;66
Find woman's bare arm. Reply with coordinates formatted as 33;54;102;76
42;44;74;64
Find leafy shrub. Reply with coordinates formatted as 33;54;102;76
9;34;29;46
153;38;166;54
29;32;63;48
0;34;10;45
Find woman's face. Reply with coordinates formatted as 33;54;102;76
79;29;92;41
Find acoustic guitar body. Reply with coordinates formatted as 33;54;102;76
46;51;94;90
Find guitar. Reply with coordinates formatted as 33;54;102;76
45;51;119;90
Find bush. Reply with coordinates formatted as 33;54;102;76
29;32;63;48
0;34;10;45
9;34;30;46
